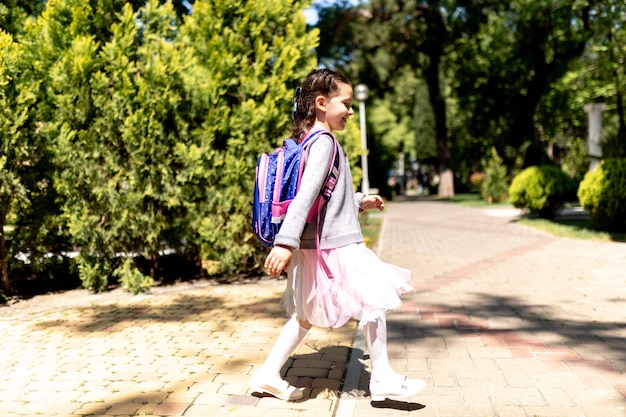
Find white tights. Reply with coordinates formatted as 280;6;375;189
257;315;309;378
258;311;396;384
364;311;397;383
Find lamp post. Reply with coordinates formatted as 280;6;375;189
355;83;370;195
584;99;607;171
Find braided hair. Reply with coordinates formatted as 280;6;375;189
291;69;352;142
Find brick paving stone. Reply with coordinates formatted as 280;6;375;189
153;400;191;415
2;199;625;417
344;198;626;417
523;406;587;417
0;277;355;417
181;404;223;417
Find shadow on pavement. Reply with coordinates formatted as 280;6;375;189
11;278;359;415
30;290;284;333
371;398;426;410
386;293;626;373
73;345;358;416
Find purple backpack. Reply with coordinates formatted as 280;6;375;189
252;130;340;277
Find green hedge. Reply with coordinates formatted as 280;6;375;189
1;0;320;296
578;158;626;231
508;165;577;219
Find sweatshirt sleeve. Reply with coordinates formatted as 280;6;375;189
273;135;334;249
355;191;365;210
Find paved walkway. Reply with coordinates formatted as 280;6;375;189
1;199;625;417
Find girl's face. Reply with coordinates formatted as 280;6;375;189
316;82;355;132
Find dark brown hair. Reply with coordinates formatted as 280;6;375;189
291;69;352;141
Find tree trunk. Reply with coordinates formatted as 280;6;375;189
438;169;455;198
414;5;454;198
424;49;454;198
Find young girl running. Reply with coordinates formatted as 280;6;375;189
250;69;426;402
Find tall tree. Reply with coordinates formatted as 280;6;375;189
318;0;488;197
452;0;593;167
18;0;187;292
317;0;598;189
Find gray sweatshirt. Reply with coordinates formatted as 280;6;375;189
274;133;365;250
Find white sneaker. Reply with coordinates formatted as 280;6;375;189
369;375;426;401
249;373;304;401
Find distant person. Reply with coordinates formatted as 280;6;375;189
428;165;440;195
417;167;426;195
250;69;426;402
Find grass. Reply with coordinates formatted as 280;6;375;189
444;193;626;242
361;192;626;244
360;214;383;249
516;217;626;242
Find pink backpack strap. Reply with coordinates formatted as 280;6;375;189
314;198;334;279
298;129;340;279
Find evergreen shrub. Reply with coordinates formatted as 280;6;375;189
577;158;626;231
17;0;319;294
480;147;508;202
508;165;577;219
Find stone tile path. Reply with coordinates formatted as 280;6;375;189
1;198;625;417
340;198;626;417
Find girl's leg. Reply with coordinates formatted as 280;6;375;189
364;311;426;401
250;315;311;401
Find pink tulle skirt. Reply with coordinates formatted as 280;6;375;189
281;242;414;328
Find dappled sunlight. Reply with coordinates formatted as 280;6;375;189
0;278;358;416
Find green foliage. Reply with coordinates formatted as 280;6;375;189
0;0;45;37
114;257;152;294
324;0;453;195
31;1;193;291
317;0;601;186
577;158;626;231
0;28;48;296
0;30;24;295
452;1;592;160
178;0;318;277
5;0;319;295
75;255;110;293
509;165;577;219
561;137;589;182
480;147;508;203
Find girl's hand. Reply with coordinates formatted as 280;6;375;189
265;245;293;277
361;195;385;211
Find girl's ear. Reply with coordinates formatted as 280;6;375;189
315;95;326;111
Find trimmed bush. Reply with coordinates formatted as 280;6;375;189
509;165;577;219
577;158;626;231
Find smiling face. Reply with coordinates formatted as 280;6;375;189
315;81;355;132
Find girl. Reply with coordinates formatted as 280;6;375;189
250;69;426;402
